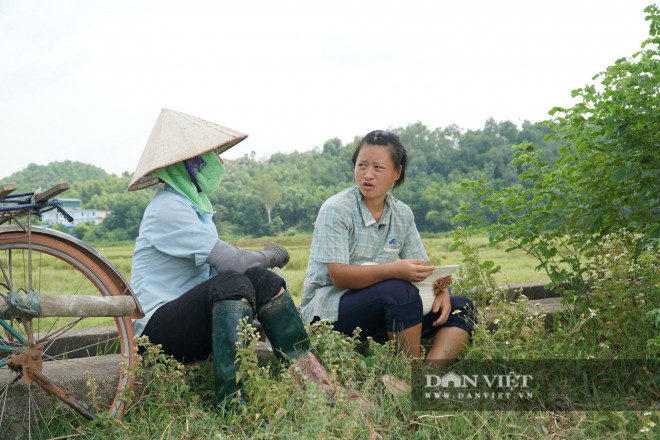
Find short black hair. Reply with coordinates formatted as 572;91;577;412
352;130;408;189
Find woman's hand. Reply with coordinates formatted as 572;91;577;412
431;287;451;326
393;259;435;283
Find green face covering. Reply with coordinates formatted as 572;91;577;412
152;150;226;214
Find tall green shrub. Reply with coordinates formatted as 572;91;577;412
454;4;660;294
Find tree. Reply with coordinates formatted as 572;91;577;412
545;4;660;248
253;172;282;223
454;4;660;294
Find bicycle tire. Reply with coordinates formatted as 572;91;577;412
0;226;136;435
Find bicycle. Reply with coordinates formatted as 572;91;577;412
0;182;142;438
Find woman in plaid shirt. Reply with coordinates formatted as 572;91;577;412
301;130;476;362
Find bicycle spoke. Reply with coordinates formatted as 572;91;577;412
43;337;121;361
0;376;9;431
21;248;26;293
55;260;74;294
39;319;119;357
0;375;20;428
8;249;12;294
71;272;88;296
26;383;32;440
0;254;11;291
35;317;85;348
29;387;53;440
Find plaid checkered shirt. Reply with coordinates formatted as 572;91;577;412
300;186;428;323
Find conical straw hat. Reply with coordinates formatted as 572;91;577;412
128;108;248;191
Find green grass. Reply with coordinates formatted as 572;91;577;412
27;232;660;439
95;234;554;304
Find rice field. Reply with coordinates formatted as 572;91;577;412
94;233;552;303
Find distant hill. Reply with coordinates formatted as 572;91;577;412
0;119;562;239
0;161;111;193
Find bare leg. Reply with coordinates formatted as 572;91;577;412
426;326;469;365
387;323;422;358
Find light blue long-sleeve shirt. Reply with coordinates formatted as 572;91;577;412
131;185;218;335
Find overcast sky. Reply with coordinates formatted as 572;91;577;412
0;0;653;180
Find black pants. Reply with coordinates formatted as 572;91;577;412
142;267;284;362
331;279;477;342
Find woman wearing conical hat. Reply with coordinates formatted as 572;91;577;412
128;109;342;410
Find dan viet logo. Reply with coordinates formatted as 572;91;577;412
423;371;534;401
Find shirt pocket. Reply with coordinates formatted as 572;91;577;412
383;236;401;254
378;245;401;264
383;245;401;253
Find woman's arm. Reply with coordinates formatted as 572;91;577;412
327;259;434;290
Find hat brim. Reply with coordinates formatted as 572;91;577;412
128;109;248;191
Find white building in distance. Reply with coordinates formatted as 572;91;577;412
41;199;109;228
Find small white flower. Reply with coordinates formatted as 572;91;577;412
451;309;462;315
493;318;500;324
650;421;656;427
640;426;649;432
578;336;585;341
587;354;594;359
505;341;510;345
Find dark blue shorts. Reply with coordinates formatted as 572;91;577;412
330;279;477;341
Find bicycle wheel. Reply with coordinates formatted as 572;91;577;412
0;225;136;437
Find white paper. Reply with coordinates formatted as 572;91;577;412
414;265;459;315
416;265;459;286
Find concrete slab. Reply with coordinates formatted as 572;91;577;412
527;297;566;315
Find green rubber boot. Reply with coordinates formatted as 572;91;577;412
257;290;311;361
211;300;253;410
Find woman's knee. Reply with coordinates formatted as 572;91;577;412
456;297;478;323
245;266;286;310
208;270;256;308
447;295;478;334
377;280;423;331
379;279;422;306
